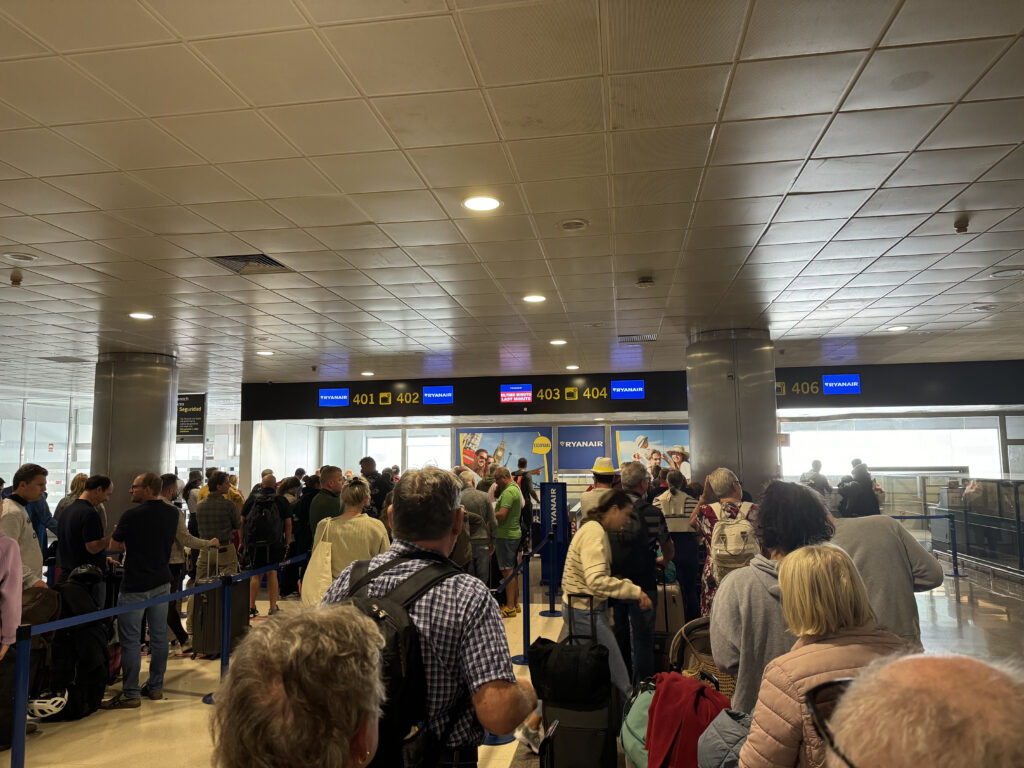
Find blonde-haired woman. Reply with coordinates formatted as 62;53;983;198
54;473;88;520
313;476;390;584
738;544;908;768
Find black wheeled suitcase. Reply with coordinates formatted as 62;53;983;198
191;562;249;659
537;595;619;768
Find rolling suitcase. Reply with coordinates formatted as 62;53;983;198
654;581;685;672
539;595;618;768
191;557;249;659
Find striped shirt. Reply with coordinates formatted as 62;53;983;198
323;540;516;747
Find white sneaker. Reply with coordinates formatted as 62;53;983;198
514;724;543;754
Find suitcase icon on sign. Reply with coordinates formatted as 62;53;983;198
565;387;578;400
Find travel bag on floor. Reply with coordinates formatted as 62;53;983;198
191;558;249;659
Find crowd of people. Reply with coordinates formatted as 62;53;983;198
3;454;1022;768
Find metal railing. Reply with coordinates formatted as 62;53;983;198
8;551;309;768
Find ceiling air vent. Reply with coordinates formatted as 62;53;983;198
208;254;291;275
618;334;658;343
41;356;90;363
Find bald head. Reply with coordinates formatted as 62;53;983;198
261;474;277;488
829;654;1024;767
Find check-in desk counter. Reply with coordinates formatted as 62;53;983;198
932;478;1024;573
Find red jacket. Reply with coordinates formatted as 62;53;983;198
646;672;731;768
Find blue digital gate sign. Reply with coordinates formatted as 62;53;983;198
821;374;861;395
500;383;533;403
422;385;454;404
318;388;350;407
610;379;646;400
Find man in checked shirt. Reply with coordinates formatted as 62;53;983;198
323;467;537;768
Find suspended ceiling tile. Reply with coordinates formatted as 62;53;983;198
969;39;1024;101
1;0;173;50
615;203;691;232
306;224;395;250
614;169;702;206
31;240;126;263
72;45;246;116
490;77;604;139
37;211;150;240
858;184;966;216
522;177;609;214
881;0;1024;45
913;208;1014;236
0;58;137;125
461;0;600;85
55;120;204;170
725;52;862;120
0;129;112;177
404;244;478;265
407;144;514;188
794;153;905;192
714;115;829;165
742;0;893;59
129;166;253;205
703;161;801;199
112;206;218;235
187;200;292;231
761;219;844;245
374;90;497;147
261;101;396;155
612;125;715;174
336;247;411;269
775;190;873;222
146;0;308;37
455;214;535;243
264;196;369;228
0;17;48;59
506;135;607;181
886;146;1013;186
324;16;475;95
844;39;1006;110
219;158;336;198
606;0;747;71
312;152;424;194
0;179;94;215
45;172;172;209
157;111;298;164
0;102;36;131
0;216;78;243
166;232;255;257
920;99;1024;150
609;67;729;130
347;190;445;223
379;221;464;247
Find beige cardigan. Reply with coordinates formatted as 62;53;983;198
561;519;642;610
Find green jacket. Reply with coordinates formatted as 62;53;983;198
308;489;341;537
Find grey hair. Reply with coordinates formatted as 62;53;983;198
620;461;647;491
829;654;1024;768
708;467;739;498
391;467;460;541
457;471;475;489
211;604;385;768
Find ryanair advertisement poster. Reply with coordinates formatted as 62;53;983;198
613;425;691;479
556;426;607;469
456;427;553;482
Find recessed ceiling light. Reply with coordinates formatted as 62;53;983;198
887;325;909;332
523;294;546;303
559;218;589;232
128;312;153;320
255;336;271;342
256;350;274;356
550;339;567;345
3;253;37;264
990;268;1024;279
462;196;500;211
361;371;374;376
566;364;579;370
972;304;998;312
593;417;604;421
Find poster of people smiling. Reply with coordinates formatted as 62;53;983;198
613;425;691;480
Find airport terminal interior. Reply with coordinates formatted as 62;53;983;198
1;0;1024;766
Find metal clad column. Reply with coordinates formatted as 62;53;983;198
91;352;178;531
686;330;777;495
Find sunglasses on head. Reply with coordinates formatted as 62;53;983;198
806;678;857;768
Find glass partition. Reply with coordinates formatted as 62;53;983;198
0;400;22;488
405;428;450;470
24;400;71;495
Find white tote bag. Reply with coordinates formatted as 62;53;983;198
301;519;335;607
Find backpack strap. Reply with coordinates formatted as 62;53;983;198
383;561;460;609
735;502;754;520
347;551;456;600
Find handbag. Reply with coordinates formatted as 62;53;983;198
301;518;335;607
528;594;611;710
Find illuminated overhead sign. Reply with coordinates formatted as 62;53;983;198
422;385;454;404
318;388;350;407
610;379;646;400
500;383;533;403
821;374;861;395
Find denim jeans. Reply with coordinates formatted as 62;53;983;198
612;587;657;685
118;583;170;698
471;542;490;585
564;602;632;699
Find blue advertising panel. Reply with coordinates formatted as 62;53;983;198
557;426;607;470
422;385;454;404
500;383;533;403
455;426;553;482
821;373;861;395
613;424;691;478
318;388;350;407
539;482;568;588
610;379;645;400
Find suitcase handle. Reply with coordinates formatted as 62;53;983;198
564;593;598;641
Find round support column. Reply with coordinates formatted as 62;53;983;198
91;352;178;530
686;330;778;495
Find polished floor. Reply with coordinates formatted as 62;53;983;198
11;563;1023;768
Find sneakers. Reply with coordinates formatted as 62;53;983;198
249;607;259;618
515;604;522;615
140;684;163;701
515;724;543;754
500;606;517;618
100;692;141;710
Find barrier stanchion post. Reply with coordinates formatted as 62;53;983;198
948;512;962;578
511;553;530;666
220;574;233;677
9;625;31;768
541;532;561;617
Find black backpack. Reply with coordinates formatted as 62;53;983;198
345;554;461;768
607;498;657;587
243;494;283;546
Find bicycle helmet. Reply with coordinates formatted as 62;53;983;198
27;689;68;718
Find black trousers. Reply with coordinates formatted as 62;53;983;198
670;532;703;623
166;563;188;645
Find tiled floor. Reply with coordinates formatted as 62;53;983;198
11;562;1023;768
